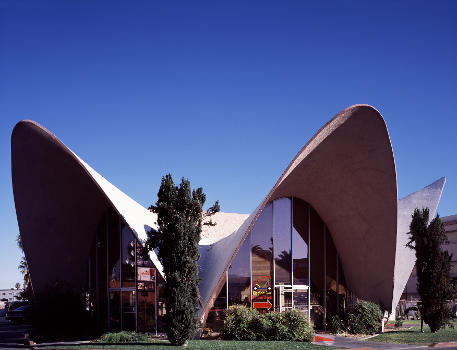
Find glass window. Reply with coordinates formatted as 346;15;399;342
228;233;251;306
293;289;309;312
122;290;136;331
325;228;337;319
136;241;153;268
109;291;121;331
292;198;309;286
137;290;155;332
207;280;227;332
309;206;325;328
273;198;292;286
251;203;273;310
337;255;346;313
108;216;121;289
121;225;136;288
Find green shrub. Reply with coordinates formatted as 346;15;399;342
222;305;314;341
263;312;289;340
281;309;314;341
330;314;345;334
394;319;403;328
346;301;382;335
98;331;152;343
222;305;257;340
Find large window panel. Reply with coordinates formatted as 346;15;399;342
109;291;121;331
228;233;251;306
273;198;292;286
309;206;325;328
121;225;136;288
325;228;337;320
251;203;273;309
122;290;136;331
292;198;309;286
108;214;121;289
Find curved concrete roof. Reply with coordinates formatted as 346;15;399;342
199;104;428;317
11;120;163;293
11;106;445;317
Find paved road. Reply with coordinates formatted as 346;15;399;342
315;333;457;350
0;315;31;346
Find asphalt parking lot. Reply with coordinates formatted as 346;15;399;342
0;311;31;346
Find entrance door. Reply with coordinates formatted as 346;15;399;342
275;286;292;312
274;286;309;313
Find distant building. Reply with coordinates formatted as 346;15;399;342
0;289;23;302
402;214;457;301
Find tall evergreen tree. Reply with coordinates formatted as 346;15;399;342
148;174;205;345
407;208;454;332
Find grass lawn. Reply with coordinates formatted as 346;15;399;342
41;340;335;350
370;320;457;344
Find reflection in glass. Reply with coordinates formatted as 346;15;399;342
275;286;292;311
207;281;227;331
273;198;292;285
251;203;273;309
309;206;325;328
325;228;337;319
292;198;309;286
293;290;309;312
136;241;153;267
228;233;251;306
121;225;136;288
109;291;121;331
138;290;155;332
108;217;121;288
122;291;136;331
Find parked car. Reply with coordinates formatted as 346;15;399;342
5;300;28;312
5;304;32;323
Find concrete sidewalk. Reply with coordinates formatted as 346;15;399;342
313;333;428;350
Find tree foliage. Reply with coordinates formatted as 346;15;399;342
407;208;455;332
146;174;205;345
16;234;33;300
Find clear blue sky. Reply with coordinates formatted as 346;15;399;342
0;0;456;288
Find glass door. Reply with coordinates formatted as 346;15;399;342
275;286;293;312
293;287;309;313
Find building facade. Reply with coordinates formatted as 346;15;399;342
0;289;23;303
11;105;446;333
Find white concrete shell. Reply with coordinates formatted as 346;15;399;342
392;177;446;312
198;105;446;318
11;105;446;319
11;120;163;293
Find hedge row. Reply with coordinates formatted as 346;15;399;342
222;305;314;341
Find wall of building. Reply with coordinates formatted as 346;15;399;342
0;289;23;303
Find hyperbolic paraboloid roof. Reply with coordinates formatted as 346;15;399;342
197;105;445;317
11;105;445;315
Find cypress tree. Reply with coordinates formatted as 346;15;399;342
407;208;454;332
151;174;205;345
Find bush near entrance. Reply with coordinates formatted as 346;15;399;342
329;300;383;335
222;305;314;342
